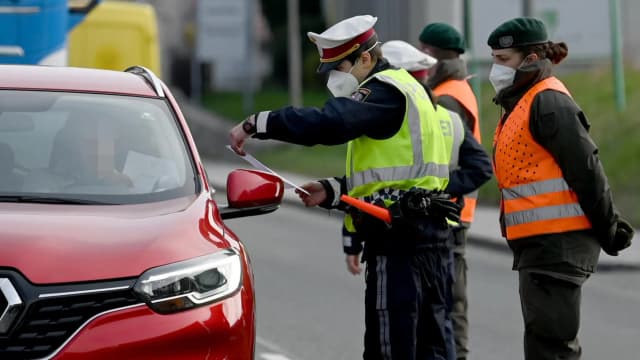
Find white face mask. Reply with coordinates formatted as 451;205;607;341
489;63;516;93
326;62;360;97
325;42;380;97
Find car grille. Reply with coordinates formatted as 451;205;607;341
0;293;7;316
0;273;141;360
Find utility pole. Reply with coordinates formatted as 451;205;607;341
287;0;303;107
463;0;480;100
609;0;626;112
243;0;255;115
522;0;533;17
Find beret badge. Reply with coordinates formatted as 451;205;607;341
499;35;514;48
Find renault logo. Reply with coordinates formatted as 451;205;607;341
0;278;23;334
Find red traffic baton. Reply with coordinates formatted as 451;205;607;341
340;195;391;224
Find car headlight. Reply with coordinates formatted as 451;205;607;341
133;249;242;314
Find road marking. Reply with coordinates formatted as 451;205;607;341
256;336;289;353
256;336;297;360
260;353;292;360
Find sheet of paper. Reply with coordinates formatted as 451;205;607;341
123;151;180;193
226;145;310;195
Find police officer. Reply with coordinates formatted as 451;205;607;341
341;41;436;279
419;23;484;360
381;39;493;360
487;17;634;359
229;15;459;360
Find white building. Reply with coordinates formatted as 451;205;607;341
135;0;272;91
324;0;640;68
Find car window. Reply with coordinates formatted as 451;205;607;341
0;90;197;204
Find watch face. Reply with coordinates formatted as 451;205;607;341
243;120;255;134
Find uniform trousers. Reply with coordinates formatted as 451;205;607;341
363;248;455;360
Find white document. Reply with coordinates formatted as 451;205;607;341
123;151;180;193
226;145;310;195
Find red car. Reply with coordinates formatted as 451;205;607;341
0;65;283;359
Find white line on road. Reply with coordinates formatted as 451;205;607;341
256;336;297;360
256;336;289;353
260;353;292;360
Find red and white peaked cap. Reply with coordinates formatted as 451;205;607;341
307;15;378;73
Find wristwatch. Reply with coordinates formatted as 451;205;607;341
242;115;256;135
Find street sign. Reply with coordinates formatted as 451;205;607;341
471;0;610;60
534;0;609;59
196;0;250;62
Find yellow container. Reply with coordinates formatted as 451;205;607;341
68;1;161;76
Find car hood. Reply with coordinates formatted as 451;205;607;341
0;193;236;284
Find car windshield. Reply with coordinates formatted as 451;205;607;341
0;90;197;204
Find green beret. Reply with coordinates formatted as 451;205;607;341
419;23;465;54
487;17;548;49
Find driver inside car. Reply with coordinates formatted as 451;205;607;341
49;114;133;190
0;142;23;192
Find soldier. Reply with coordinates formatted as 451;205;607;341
487;17;634;359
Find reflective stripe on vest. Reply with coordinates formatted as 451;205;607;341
446;108;465;227
344;69;451;232
493;77;592;240
447;109;465;168
501;177;571;200
433;79;480;141
347;163;449;191
434;79;481;223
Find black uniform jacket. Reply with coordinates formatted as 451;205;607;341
494;59;617;272
254;59;405;146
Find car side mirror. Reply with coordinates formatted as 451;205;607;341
218;169;284;220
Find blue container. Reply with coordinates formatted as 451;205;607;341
0;0;99;65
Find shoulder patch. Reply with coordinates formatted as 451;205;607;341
351;88;372;102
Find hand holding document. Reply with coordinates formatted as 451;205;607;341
226;145;310;195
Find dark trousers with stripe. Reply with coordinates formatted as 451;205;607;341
363;250;455;360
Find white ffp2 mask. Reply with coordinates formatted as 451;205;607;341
326;68;359;97
489;63;516;93
326;42;380;97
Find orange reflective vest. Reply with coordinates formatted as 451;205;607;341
434;79;480;225
493;76;592;240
